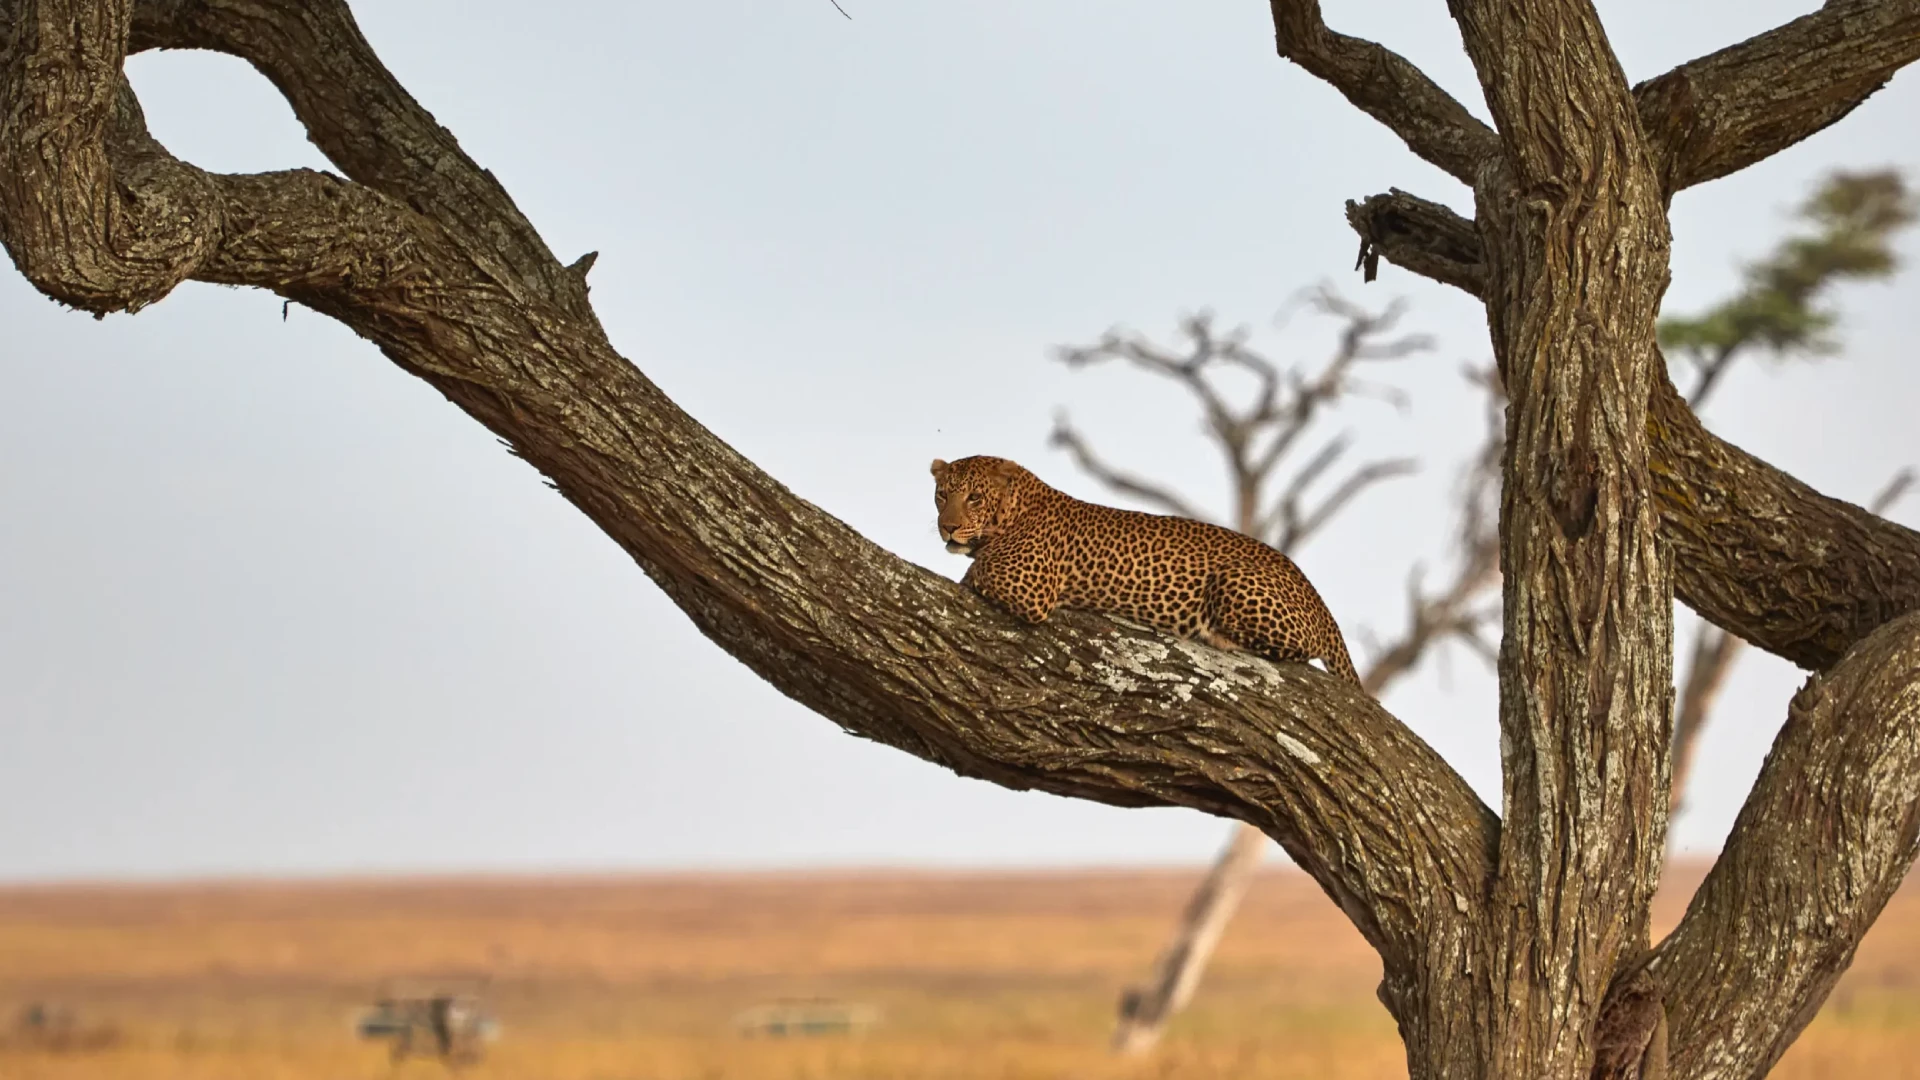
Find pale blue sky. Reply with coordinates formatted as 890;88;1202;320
1;1;1915;880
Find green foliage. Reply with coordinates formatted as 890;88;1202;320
1660;170;1915;391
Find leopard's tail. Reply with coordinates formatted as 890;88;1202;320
1322;634;1363;687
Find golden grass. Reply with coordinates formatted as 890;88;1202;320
2;860;1916;1078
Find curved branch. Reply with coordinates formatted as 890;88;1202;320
1047;418;1212;523
1635;0;1920;195
0;0;218;312
1649;371;1920;671
1650;610;1920;1080
0;0;1499;1036
127;0;584;314
1266;0;1497;186
0;0;428;314
1274;453;1417;553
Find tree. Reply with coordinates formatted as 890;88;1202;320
1093;168;1916;1056
5;1;1920;1077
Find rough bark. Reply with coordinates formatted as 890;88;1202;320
1651;611;1920;1080
1635;0;1920;196
1451;1;1676;1075
7;0;1920;1078
1670;473;1916;824
0;0;1498;1034
1266;0;1496;185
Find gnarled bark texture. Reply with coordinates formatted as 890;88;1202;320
6;0;1920;1077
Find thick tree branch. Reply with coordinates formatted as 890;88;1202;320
126;0;585;316
0;0;1500;1045
1669;470;1915;823
1635;0;1920;196
1649;373;1920;671
0;3;428;314
1266;0;1497;186
1651;610;1920;1080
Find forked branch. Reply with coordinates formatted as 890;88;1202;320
1266;0;1497;186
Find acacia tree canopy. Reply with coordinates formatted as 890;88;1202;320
5;1;1920;1077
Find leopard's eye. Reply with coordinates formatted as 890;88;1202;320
967;493;984;506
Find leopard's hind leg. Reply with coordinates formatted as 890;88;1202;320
1201;562;1324;671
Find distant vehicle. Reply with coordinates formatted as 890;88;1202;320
733;998;879;1037
355;994;498;1063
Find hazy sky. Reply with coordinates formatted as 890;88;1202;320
2;1;1916;881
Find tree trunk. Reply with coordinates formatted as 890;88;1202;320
7;0;1920;1077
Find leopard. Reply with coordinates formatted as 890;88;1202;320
931;455;1360;684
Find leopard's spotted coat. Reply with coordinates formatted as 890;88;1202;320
931;455;1360;683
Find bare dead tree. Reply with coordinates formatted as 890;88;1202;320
8;1;1920;1078
1052;286;1427;547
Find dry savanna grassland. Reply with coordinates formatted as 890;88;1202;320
2;861;1919;1080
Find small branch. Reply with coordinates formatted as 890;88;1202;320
1668;624;1741;819
1048;418;1211;523
1345;191;1488;298
1683;343;1739;410
1634;0;1920;195
1870;467;1917;516
1354;365;1504;696
1248;287;1427;486
1275;454;1417;554
1266;0;1498;185
1055;298;1425;550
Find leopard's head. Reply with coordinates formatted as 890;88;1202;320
930;456;1033;556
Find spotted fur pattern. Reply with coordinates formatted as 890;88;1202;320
931;455;1360;683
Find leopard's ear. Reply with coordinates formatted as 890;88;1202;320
990;458;1023;484
930;458;949;478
